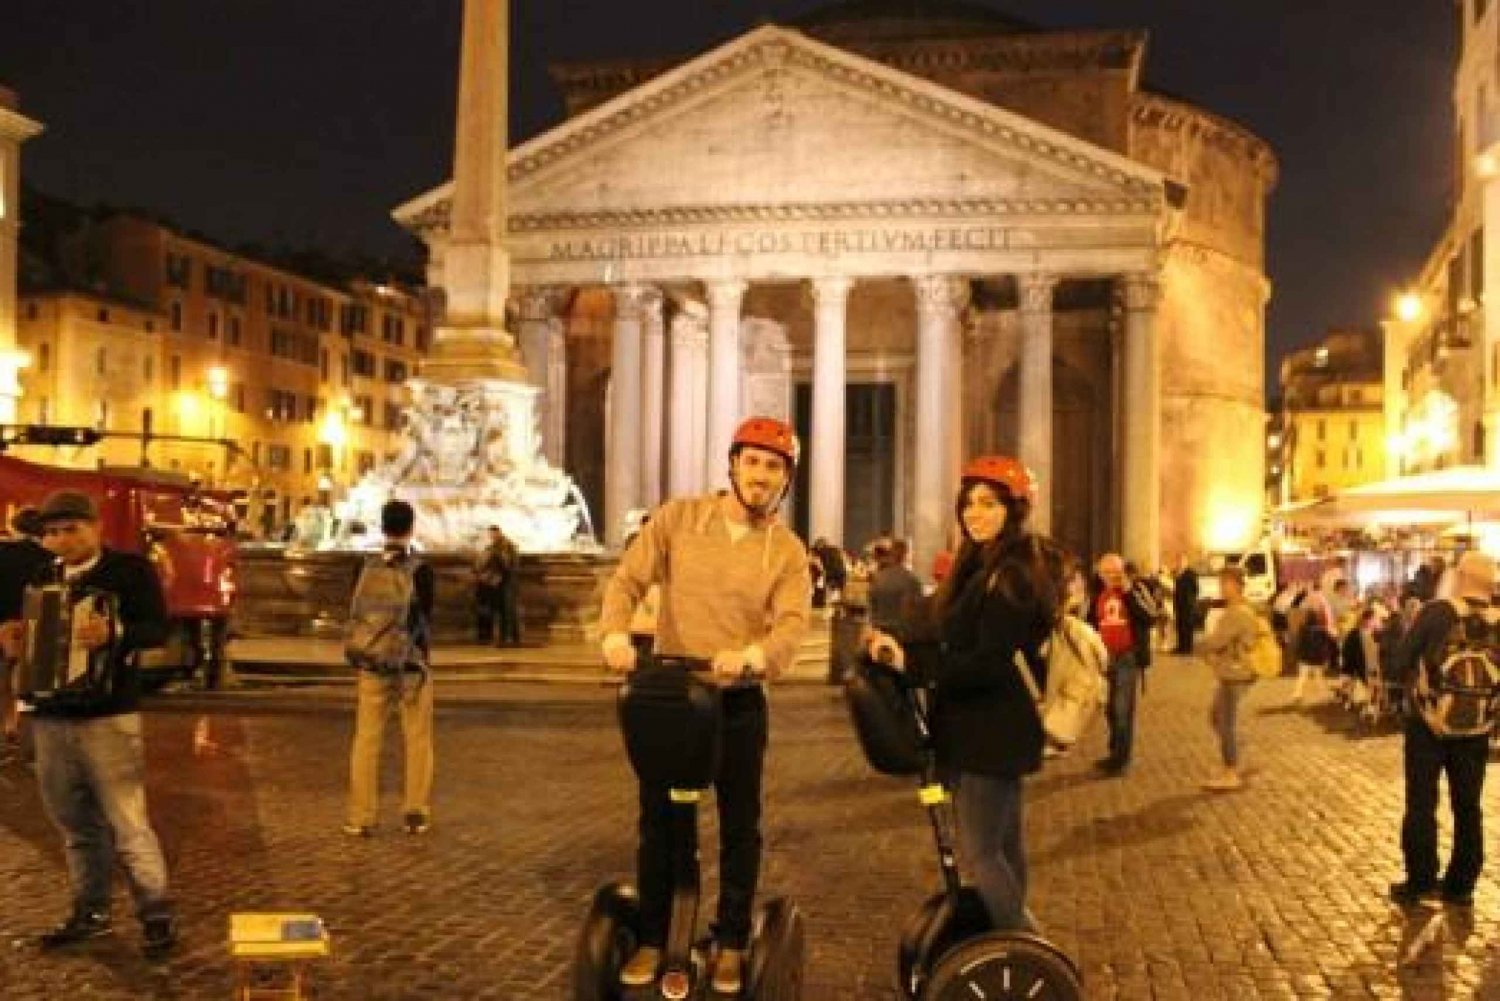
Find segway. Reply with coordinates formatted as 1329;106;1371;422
844;654;1083;1001
575;656;806;1001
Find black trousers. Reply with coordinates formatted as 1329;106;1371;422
1173;602;1195;653
1401;715;1488;894
474;584;501;642
499;580;520;644
637;687;768;950
475;583;520;644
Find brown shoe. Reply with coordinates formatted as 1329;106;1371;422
619;945;661;987
711;947;744;995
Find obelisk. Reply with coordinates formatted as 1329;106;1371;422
423;0;527;382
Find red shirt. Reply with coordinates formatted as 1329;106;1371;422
1094;587;1136;657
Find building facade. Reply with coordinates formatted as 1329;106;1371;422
0;86;43;423
12;213;433;532
1277;329;1386;502
396;3;1277;569
1386;0;1500;476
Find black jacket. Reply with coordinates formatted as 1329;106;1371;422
928;536;1055;779
0;537;55;622
1173;568;1200;611
27;547;169;718
1085;575;1157;668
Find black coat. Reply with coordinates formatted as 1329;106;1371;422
929;536;1054;779
0;537;55;622
1173;568;1200;612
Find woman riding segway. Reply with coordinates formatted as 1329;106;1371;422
865;455;1081;998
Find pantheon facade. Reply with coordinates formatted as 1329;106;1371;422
396;1;1277;572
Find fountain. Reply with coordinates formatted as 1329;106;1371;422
232;0;614;649
342;378;588;554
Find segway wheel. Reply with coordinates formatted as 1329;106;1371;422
896;888;990;1000
920;931;1082;1001
573;882;642;1001
746;896;806;1000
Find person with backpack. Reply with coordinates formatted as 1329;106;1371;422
344;500;436;837
1195;565;1269;792
1389;550;1500;909
599;416;811;994
867;455;1067;934
0;491;176;957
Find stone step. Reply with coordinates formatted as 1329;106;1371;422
228;616;839;686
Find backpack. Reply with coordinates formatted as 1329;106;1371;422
1016;615;1106;748
345;552;425;673
1413;598;1500;739
1247;614;1282;680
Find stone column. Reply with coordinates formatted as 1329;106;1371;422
517;286;568;465
912;275;969;579
1017;272;1058;532
639;288;666;508
1120;274;1162;569
669;300;710;497
704;279;747;488
545;322;567;469
607;285;648;546
810;276;853;545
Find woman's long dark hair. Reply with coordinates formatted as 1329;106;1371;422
932;481;1065;642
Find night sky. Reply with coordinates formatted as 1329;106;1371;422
0;1;1457;392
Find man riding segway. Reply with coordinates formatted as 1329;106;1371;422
598;416;813;995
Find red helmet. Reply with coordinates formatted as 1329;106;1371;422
961;455;1035;503
730;416;800;467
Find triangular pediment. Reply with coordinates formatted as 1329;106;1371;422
395;25;1166;231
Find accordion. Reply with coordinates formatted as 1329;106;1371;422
17;582;121;709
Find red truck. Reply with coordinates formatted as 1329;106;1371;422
0;454;238;689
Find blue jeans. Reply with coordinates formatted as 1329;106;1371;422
954;772;1032;932
33;713;172;920
1210;681;1251;767
1105;652;1141;765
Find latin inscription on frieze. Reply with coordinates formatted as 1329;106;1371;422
544;225;1011;262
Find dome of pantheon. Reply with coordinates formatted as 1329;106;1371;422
792;0;1040;42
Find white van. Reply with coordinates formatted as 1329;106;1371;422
1195;540;1278;619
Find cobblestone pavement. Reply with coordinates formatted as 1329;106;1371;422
1;659;1498;1000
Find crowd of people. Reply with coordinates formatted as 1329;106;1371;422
2;417;1497;990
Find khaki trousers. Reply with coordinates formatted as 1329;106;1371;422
347;670;434;827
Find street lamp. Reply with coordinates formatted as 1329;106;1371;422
1394;292;1425;324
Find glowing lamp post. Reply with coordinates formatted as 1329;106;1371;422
1394;292;1425;324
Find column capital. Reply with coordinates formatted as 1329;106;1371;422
612;283;654;321
809;275;855;308
911;274;971;319
670;300;709;349
516;285;569;323
705;279;748;311
641;286;665;329
1119;273;1162;312
1017;272;1059;314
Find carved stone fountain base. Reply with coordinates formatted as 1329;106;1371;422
233;547;615;645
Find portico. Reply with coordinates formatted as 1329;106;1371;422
398;25;1176;568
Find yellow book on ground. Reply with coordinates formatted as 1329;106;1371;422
229;913;331;959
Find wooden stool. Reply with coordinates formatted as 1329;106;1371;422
229;913;331;1001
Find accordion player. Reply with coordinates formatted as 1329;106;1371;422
17;578;122;708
